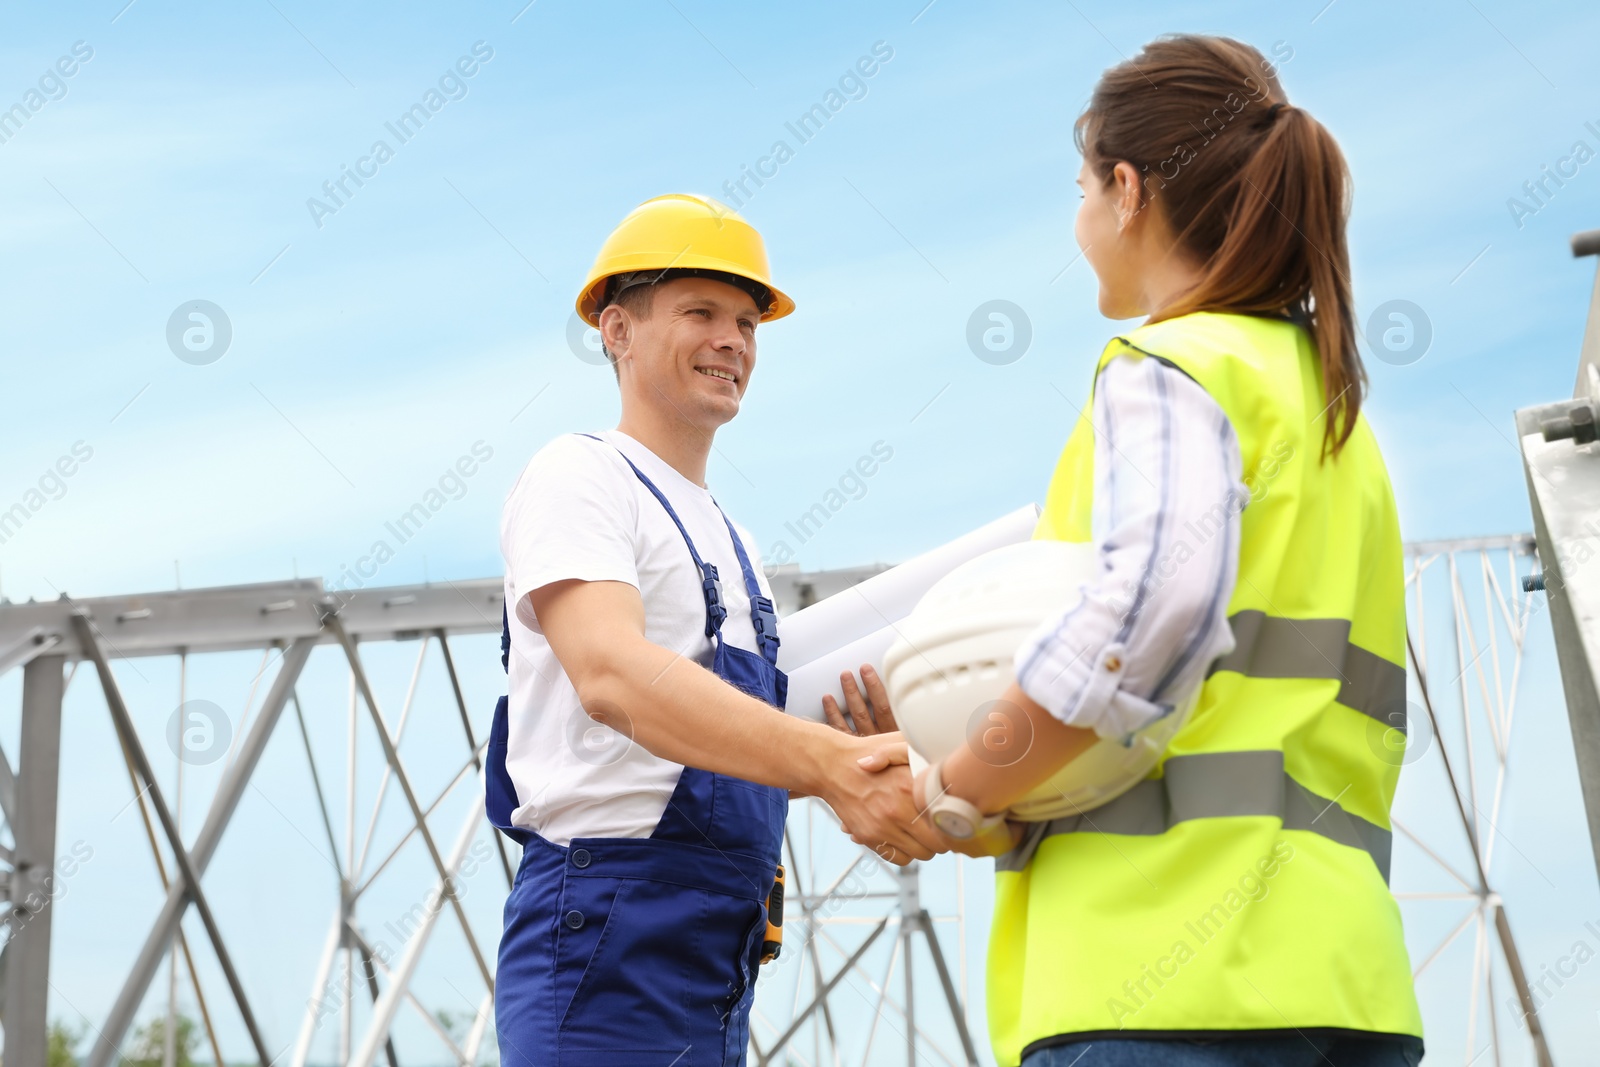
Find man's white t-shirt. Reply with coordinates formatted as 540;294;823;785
499;429;778;846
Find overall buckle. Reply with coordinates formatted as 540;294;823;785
751;595;781;660
701;562;728;637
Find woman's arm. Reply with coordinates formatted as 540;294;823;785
917;353;1249;825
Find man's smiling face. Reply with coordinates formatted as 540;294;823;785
608;275;760;433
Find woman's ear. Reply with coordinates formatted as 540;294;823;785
1111;160;1144;234
598;304;631;362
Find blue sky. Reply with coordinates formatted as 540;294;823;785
3;0;1600;1064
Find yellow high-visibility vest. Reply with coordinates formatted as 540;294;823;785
988;311;1423;1065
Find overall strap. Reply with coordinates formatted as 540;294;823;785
577;433;728;640
500;601;510;674
712;503;781;667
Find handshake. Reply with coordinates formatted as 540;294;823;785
809;664;1025;865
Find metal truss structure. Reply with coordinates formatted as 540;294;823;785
1398;535;1553;1067
0;579;511;1067
0;533;1582;1067
0;572;983;1067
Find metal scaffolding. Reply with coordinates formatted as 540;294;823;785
0;575;981;1067
0;532;1585;1067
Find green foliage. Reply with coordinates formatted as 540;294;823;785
47;1019;89;1067
118;1015;199;1067
434;1008;498;1067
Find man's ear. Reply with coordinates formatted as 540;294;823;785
598;304;632;363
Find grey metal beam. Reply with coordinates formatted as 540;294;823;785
343;928;399;1067
1518;401;1600;888
0;735;19;833
0;627;61;681
291;690;345;877
69;611;273;1067
1516;228;1600;892
1404;534;1536;557
0;578;503;663
85;635;315;1067
1;653;64;1067
911;907;980;1067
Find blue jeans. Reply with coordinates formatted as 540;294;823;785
1022;1035;1424;1067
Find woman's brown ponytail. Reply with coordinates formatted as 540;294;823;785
1076;35;1363;458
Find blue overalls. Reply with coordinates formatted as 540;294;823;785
487;437;788;1067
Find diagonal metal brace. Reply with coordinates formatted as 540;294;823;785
756;916;889;1066
85;636;314;1067
69;610;274;1067
434;628;515;888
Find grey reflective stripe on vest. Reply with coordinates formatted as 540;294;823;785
996;750;1392;881
1208;610;1406;730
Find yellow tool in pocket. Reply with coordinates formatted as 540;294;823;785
760;864;785;964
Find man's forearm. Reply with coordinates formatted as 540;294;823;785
532;579;942;863
580;630;848;795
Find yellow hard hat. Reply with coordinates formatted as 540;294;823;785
576;194;795;327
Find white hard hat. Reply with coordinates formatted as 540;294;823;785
882;539;1198;821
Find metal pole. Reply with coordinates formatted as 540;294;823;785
351;935;401;1067
915;908;980;1067
2;653;64;1067
342;666;357;1067
86;636;315;1067
898;865;917;1067
164;650;186;1067
290;914;344;1067
1493;904;1552;1067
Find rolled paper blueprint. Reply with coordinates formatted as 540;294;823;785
777;503;1040;723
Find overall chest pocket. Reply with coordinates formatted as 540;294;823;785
711;777;788;855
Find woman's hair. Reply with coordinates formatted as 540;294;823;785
1076;34;1362;458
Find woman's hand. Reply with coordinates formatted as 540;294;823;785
910;760;1025;858
821;664;899;736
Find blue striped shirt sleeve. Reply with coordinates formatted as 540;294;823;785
1012;353;1246;739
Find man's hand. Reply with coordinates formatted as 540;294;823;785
821;664;897;736
853;742;1024;858
814;732;948;865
